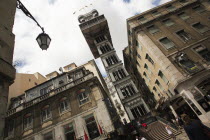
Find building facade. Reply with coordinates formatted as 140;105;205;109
4;60;116;140
78;10;150;122
0;0;17;139
125;0;210;123
123;47;156;109
104;77;130;123
9;72;46;106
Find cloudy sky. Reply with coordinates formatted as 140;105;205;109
14;0;170;77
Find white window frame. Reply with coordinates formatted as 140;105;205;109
78;90;89;105
59;97;70;114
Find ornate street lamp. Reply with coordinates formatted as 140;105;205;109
17;0;51;50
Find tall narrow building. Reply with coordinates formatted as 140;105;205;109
79;10;150;121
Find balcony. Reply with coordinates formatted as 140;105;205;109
79;15;106;31
6;73;94;117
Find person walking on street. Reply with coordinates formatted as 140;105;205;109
165;124;176;140
139;136;147;140
181;114;210;140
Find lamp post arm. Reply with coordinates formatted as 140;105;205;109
16;0;45;33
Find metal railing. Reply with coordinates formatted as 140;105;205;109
6;73;94;117
79;15;106;30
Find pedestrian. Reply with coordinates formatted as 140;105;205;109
181;114;210;140
165;124;176;140
135;135;139;140
141;123;147;130
139;136;147;140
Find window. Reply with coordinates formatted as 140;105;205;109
120;84;136;98
176;30;191;42
153;87;157;92
95;35;106;43
143;72;150;81
59;98;69;113
85;115;100;139
130;104;147;119
41;105;51;122
136;60;140;67
145;54;154;65
112;68;126;81
158;71;168;84
137;54;141;59
43;131;54;140
137;16;147;23
162;18;175;27
23;113;33;130
159;37;175;50
78;89;89;105
152;11;161;17
193;45;210;62
100;43;112;54
192;22;209;33
155;80;163;90
178;12;190;20
144;64;152;74
8;120;14;136
166;5;175;11
40;85;53;96
59;80;64;84
63;124;76;140
137;41;142;50
106;55;118;66
176;53;198;73
147;25;160;34
75;71;83;79
192;5;205;13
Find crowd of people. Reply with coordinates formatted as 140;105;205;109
165;114;210;140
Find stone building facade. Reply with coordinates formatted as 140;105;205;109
78;10;150;122
0;0;17;139
9;73;46;106
124;0;210;123
4;60;116;140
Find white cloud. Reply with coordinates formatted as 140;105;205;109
13;0;170;76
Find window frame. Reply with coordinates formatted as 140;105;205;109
147;25;160;34
165;5;176;11
77;89;89;105
23;113;33;130
159;37;176;50
192;45;210;63
41;105;52;122
63;123;76;140
192;5;206;13
158;70;169;84
175;29;191;42
59;97;70;114
151;10;161;17
177;12;190;20
192;22;209;34
43;131;54;140
162;18;175;27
